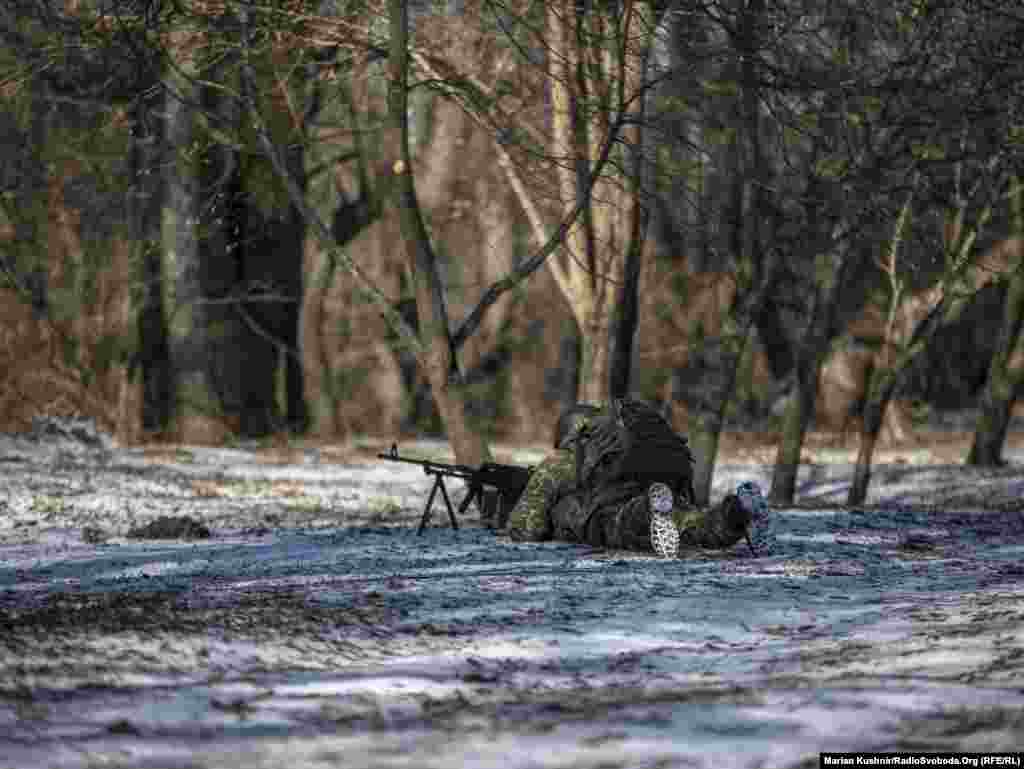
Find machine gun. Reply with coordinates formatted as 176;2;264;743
377;444;533;534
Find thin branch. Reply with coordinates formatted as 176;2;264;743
232;2;424;359
452;106;627;349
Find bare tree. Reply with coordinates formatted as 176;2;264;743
383;0;659;407
0;0;323;439
540;0;656;402
765;3;917;505
680;0;780;505
751;0;1024;504
383;0;492;464
227;0;625;461
848;167;1014;505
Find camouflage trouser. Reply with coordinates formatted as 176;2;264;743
549;486;652;551
508;451;748;552
507;449;576;542
549;491;747;552
673;496;750;550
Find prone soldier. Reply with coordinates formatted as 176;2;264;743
507;399;775;558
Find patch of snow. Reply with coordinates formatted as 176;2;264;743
2;436;1024;768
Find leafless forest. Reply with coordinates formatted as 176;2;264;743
1;0;1022;505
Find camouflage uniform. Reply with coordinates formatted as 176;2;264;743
508;400;755;555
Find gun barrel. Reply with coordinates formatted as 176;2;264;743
377;452;475;478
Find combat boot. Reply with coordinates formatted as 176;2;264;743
735;481;775;555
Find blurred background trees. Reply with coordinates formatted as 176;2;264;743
0;0;1022;498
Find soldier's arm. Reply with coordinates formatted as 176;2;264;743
507;450;576;542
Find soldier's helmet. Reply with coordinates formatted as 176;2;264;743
553;402;604;449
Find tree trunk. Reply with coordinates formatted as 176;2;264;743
969;375;1017;466
969;179;1024;466
579;310;613;404
162;33;254;442
770;234;860;504
845;171;921;506
238;141;309;434
162;61;223;441
770;362;815;505
129;94;172;434
846;290;920;506
690;328;752;506
554;317;582;416
282;211;309;432
608;21;652;401
847;155;1007;502
206;155;277;438
269;143;308;434
388;0;490;466
755;294;795;382
848;283;990;505
543;0;653;407
849;395;889;505
199;45;278;438
609;239;642;401
763;11;872;506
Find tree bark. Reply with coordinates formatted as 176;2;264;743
968;371;1018;466
770;235;860;504
969;180;1024;465
608;7;652;400
689;328;752;506
609;235;642;400
281;174;310;433
770;358;815;505
202;138;272;437
846;322;916;507
162;25;258;441
162;57;225;441
845;172;920;506
237;142;309;434
198;30;285;439
579;311;613;404
388;0;491;466
544;0;654;405
848;157;1008;503
755;294;795;382
848;284;995;505
849;397;886;506
129;94;172;434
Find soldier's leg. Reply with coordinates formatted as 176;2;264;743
585;483;749;555
593;495;654;551
575;482;648;550
522;476;771;555
675;494;752;551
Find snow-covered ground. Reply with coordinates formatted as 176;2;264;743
1;429;1023;768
